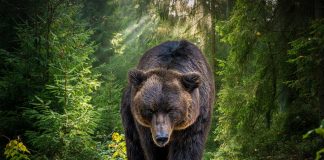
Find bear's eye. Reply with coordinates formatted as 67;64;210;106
169;110;181;121
141;108;154;119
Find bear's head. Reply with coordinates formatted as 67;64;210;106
128;69;201;147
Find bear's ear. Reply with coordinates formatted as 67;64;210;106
128;69;147;87
181;72;201;92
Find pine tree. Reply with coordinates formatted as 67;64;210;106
23;2;101;159
215;0;323;159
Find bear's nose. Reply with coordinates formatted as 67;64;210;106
156;136;168;144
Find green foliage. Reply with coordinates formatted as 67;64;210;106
4;138;30;160
93;132;127;160
92;72;123;133
215;1;278;158
21;2;102;159
293;19;324;160
214;0;323;159
1;0;323;159
288;19;324;100
303;120;324;160
107;132;127;160
0;24;46;139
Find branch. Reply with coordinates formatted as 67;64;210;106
1;134;11;141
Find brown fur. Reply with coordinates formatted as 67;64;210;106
131;69;199;130
121;40;215;160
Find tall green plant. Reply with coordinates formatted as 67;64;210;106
215;1;323;159
288;19;324;119
23;2;101;159
215;1;276;158
92;71;123;134
290;19;324;160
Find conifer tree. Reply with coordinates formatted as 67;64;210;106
23;2;101;159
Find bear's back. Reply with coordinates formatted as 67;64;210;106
137;40;209;76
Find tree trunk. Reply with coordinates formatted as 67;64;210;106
226;0;234;18
210;0;217;73
314;0;324;119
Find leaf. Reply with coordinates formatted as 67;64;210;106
18;142;23;148
34;96;44;103
18;142;27;152
45;100;52;106
13;140;18;145
4;149;10;157
11;150;18;157
315;128;324;136
303;130;314;139
320;119;324;128
316;148;324;160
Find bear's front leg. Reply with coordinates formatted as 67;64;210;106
136;124;169;160
168;133;205;160
121;87;145;160
168;118;210;160
123;121;145;160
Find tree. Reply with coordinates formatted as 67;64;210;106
214;0;324;159
22;1;102;159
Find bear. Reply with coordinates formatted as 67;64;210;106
121;40;215;160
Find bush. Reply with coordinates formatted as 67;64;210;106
4;137;30;160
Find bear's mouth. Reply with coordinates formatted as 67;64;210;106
153;135;170;147
151;126;171;147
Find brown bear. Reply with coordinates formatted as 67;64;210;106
121;40;215;160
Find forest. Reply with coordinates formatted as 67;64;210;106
0;0;324;159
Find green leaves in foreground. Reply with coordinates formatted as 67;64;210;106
303;120;324;160
4;138;30;160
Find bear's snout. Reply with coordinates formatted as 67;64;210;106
155;132;169;146
151;113;172;147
